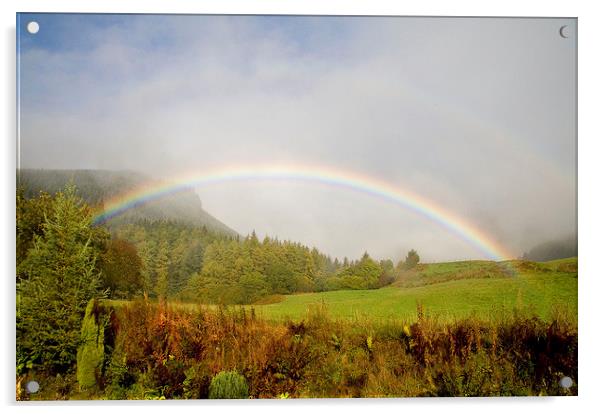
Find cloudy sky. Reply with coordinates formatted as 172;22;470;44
18;14;576;262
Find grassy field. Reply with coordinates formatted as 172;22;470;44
252;258;577;322
108;257;577;323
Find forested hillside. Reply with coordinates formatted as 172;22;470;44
112;220;229;299
17;182;405;305
17;169;237;235
180;232;398;304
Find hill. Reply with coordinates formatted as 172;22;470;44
523;236;577;261
390;258;569;288
17;169;237;235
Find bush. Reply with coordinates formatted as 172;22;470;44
183;363;211;399
208;371;249;399
76;299;107;391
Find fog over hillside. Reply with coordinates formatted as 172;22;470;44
18;15;576;261
523;236;578;262
17;169;237;236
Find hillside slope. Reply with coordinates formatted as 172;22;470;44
391;258;571;288
17;169;237;236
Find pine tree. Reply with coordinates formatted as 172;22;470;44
136;237;156;297
17;185;104;373
404;249;420;270
154;240;170;301
16;187;53;271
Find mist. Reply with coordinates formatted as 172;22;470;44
17;14;577;262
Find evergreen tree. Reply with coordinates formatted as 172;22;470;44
17;185;104;373
335;252;382;290
154;240;170;301
404;249;420;270
16;187;53;272
137;240;155;297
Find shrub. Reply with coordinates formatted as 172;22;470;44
76;299;106;391
183;363;211;399
208;371;249;399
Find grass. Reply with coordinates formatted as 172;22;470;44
254;258;577;322
106;257;577;323
256;274;575;322
393;260;510;288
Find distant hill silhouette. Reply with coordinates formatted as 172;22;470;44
522;236;577;262
17;169;237;236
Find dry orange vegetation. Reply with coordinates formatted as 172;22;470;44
19;300;577;399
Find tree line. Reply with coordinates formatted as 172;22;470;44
180;234;421;304
18;184;422;304
110;223;420;305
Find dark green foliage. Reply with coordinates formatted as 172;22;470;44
186;235;390;304
99;238;144;298
16;187;53;272
16;185;109;281
17;185;106;373
334;252;382;290
183;363;212;399
187;236;321;304
208;371;249;399
114;221;227;299
154;241;170;301
105;346;136;399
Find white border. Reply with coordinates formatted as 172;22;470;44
2;1;601;413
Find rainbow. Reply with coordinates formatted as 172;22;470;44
93;164;515;261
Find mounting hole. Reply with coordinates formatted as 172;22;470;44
25;380;39;393
559;376;573;389
26;21;39;34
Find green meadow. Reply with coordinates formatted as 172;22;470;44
108;257;577;323
250;258;577;322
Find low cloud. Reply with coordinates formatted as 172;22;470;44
18;14;577;261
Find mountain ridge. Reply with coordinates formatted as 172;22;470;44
17;168;238;236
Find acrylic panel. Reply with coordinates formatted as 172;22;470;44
16;13;577;400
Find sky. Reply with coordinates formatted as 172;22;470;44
17;14;577;262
